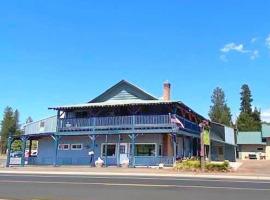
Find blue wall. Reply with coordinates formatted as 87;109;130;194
34;134;165;165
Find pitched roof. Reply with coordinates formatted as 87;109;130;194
89;80;158;103
262;124;270;138
237;131;266;145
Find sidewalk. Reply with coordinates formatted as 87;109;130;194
1;165;270;180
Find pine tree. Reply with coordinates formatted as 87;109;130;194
0;107;15;154
208;87;232;126
240;84;253;114
0;107;22;154
237;84;261;131
26;116;33;124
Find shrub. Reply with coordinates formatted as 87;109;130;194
205;161;230;172
174;160;201;171
174;159;230;172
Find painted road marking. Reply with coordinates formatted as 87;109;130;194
1;180;270;191
1;174;270;184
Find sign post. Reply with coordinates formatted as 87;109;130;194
199;120;209;172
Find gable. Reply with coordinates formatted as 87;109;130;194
89;80;157;103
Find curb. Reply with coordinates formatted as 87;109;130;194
1;170;270;180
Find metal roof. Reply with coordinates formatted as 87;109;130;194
237;131;266;145
49;100;178;110
262;124;270;138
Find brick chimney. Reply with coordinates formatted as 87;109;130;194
163;81;171;101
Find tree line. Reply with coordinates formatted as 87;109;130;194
0;106;32;154
209;84;262;131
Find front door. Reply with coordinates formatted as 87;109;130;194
119;143;128;164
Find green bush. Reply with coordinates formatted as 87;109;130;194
205;161;230;172
174;160;201;171
174;160;230;172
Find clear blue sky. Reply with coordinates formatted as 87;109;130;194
0;0;270;123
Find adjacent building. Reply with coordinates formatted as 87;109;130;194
7;80;237;167
237;124;270;160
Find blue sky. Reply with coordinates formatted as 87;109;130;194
0;0;270;123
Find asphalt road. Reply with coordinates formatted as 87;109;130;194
0;174;270;200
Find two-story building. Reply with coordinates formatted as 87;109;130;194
6;80;237;167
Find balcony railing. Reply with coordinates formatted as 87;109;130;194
24;114;201;135
58;115;171;131
24;116;57;135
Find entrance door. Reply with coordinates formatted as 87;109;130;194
119;143;128;164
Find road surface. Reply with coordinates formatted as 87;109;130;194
0;173;270;200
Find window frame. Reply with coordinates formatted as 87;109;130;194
101;143;117;157
58;144;70;151
133;143;157;157
71;143;83;150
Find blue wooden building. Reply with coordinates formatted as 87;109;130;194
6;80;236;167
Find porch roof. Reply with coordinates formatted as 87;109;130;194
49;100;177;110
48;100;206;121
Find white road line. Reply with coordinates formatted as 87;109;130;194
0;180;270;191
1;174;270;184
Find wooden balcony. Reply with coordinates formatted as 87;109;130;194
24;114;201;136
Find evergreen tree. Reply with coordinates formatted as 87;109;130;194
252;107;261;131
237;84;261;131
240;84;253;114
26;116;33;124
208;87;232;126
0;107;22;154
0;107;15;154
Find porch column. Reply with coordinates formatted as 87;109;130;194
173;134;177;163
130;133;135;168
20;136;27;167
182;136;185;158
52;134;60;167
29;139;33;157
117;134;121;167
6;136;12;167
105;134;108;167
196;138;200;157
88;135;96;167
189;136;193;157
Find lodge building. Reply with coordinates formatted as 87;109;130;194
6;80;236;167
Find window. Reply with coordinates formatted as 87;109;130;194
257;147;264;151
102;144;116;157
262;138;267;143
40;121;45;128
71;144;83;150
58;144;70;150
135;144;156;156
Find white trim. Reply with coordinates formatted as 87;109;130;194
58;144;70;150
101;143;117;157
71;143;83;150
